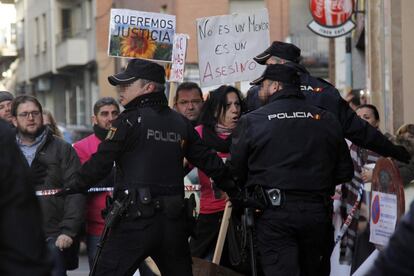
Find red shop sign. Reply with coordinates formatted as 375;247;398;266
307;0;356;38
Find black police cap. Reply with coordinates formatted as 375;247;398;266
108;59;166;86
253;41;301;65
250;64;300;85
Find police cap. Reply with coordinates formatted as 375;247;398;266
254;41;301;65
0;91;14;103
250;64;300;85
108;59;165;86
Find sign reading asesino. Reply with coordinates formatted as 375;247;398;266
108;9;176;62
196;9;270;87
307;0;356;38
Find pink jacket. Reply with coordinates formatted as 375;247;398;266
73;134;110;236
195;125;229;214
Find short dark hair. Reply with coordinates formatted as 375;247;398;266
357;104;380;121
174;82;203;104
11;95;43;117
93;97;120;116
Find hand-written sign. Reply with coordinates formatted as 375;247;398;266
196;9;270;87
108;9;176;62
170;34;189;82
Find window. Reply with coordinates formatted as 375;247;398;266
34;17;39;54
61;8;72;40
41;13;47;52
84;0;92;30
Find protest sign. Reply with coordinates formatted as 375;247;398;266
170;34;189;82
370;191;397;246
196;9;270;87
369;157;405;246
108;9;176;62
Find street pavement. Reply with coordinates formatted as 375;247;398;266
68;254;89;276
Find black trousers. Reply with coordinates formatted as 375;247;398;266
256;200;333;276
95;211;192;276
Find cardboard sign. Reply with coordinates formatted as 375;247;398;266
170;34;189;82
196;9;270;87
369;157;405;246
108;9;176;62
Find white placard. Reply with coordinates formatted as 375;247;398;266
169;34;188;82
370;191;398;246
108;9;176;62
196;9;270;87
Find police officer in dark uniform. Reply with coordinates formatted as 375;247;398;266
0;118;52;275
247;41;410;163
229;64;354;276
57;59;236;276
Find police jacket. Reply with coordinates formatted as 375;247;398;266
0;119;52;275
76;92;228;196
30;128;85;239
230;86;354;194
245;64;410;163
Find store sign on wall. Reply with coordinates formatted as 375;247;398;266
307;0;356;38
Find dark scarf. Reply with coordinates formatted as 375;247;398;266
202;126;232;153
93;125;109;141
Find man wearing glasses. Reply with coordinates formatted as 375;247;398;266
11;95;85;276
174;82;204;125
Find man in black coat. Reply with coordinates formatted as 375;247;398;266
248;41;410;163
0;118;52;275
229;64;354;276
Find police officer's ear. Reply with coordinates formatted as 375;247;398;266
143;82;156;93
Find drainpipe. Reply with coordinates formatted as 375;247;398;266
50;0;57;74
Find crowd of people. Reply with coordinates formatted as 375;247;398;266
0;41;414;276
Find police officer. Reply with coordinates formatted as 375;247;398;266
57;59;236;276
229;64;354;276
248;41;410;163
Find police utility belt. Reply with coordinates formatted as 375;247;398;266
252;186;329;208
112;187;185;220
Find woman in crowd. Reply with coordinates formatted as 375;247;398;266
393;123;414;186
189;85;244;266
340;104;382;273
43;110;63;138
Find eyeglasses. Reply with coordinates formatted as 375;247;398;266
17;111;41;118
177;99;203;106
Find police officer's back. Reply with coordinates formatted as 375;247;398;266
250;41;410;163
58;59;235;276
229;64;354;276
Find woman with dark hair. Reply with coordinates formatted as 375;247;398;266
340;104;383;273
189;85;244;265
43;110;63;138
